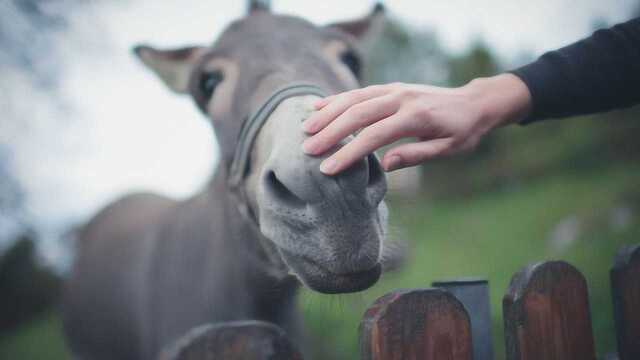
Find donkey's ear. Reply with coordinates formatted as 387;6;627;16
133;44;206;94
327;3;385;43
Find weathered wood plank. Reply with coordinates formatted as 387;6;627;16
158;320;303;360
503;261;596;360
360;288;472;360
611;244;640;360
433;278;495;360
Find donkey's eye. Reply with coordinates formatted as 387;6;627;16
199;70;224;99
340;50;361;78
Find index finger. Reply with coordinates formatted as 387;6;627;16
302;85;388;134
319;113;406;175
303;93;399;156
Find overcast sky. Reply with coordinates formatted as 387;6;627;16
1;0;637;261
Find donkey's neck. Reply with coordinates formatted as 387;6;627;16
205;166;289;278
198;167;302;326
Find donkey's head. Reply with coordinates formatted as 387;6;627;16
134;5;389;294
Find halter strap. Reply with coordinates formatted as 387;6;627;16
228;83;328;188
224;84;328;271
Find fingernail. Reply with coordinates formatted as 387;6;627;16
302;139;316;154
302;120;315;133
314;98;327;109
385;155;402;171
320;158;338;174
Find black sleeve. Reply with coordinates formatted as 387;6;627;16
510;17;640;124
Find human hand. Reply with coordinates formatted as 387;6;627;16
302;74;531;175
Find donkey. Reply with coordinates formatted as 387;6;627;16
63;4;390;360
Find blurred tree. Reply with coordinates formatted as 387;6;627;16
447;40;499;86
0;0;81;211
0;147;26;249
364;18;449;87
0;151;23;216
0;0;91;88
247;0;270;12
1;0;59;89
0;232;61;334
446;40;501;160
1;0;108;141
0;0;105;253
0;1;82;319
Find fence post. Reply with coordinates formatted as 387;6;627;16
611;244;640;360
360;288;472;360
432;278;495;360
158;320;303;360
503;261;596;360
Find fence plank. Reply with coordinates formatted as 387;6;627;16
503;261;596;360
432;278;495;360
360;288;472;360
611;244;640;360
158;320;303;360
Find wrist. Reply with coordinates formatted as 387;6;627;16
465;73;532;129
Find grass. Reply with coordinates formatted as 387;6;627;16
1;164;639;360
0;311;69;360
302;163;640;359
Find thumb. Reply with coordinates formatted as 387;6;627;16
382;138;454;171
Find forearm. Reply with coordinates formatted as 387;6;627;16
510;17;640;124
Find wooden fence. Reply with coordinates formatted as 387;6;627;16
162;244;639;360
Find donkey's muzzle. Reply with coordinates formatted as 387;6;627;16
253;88;388;294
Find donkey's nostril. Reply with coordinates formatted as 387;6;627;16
366;154;387;205
367;154;384;187
264;171;306;208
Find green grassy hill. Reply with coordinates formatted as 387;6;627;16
303;163;640;359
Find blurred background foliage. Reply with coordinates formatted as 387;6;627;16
0;233;61;334
302;13;640;360
1;1;639;359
